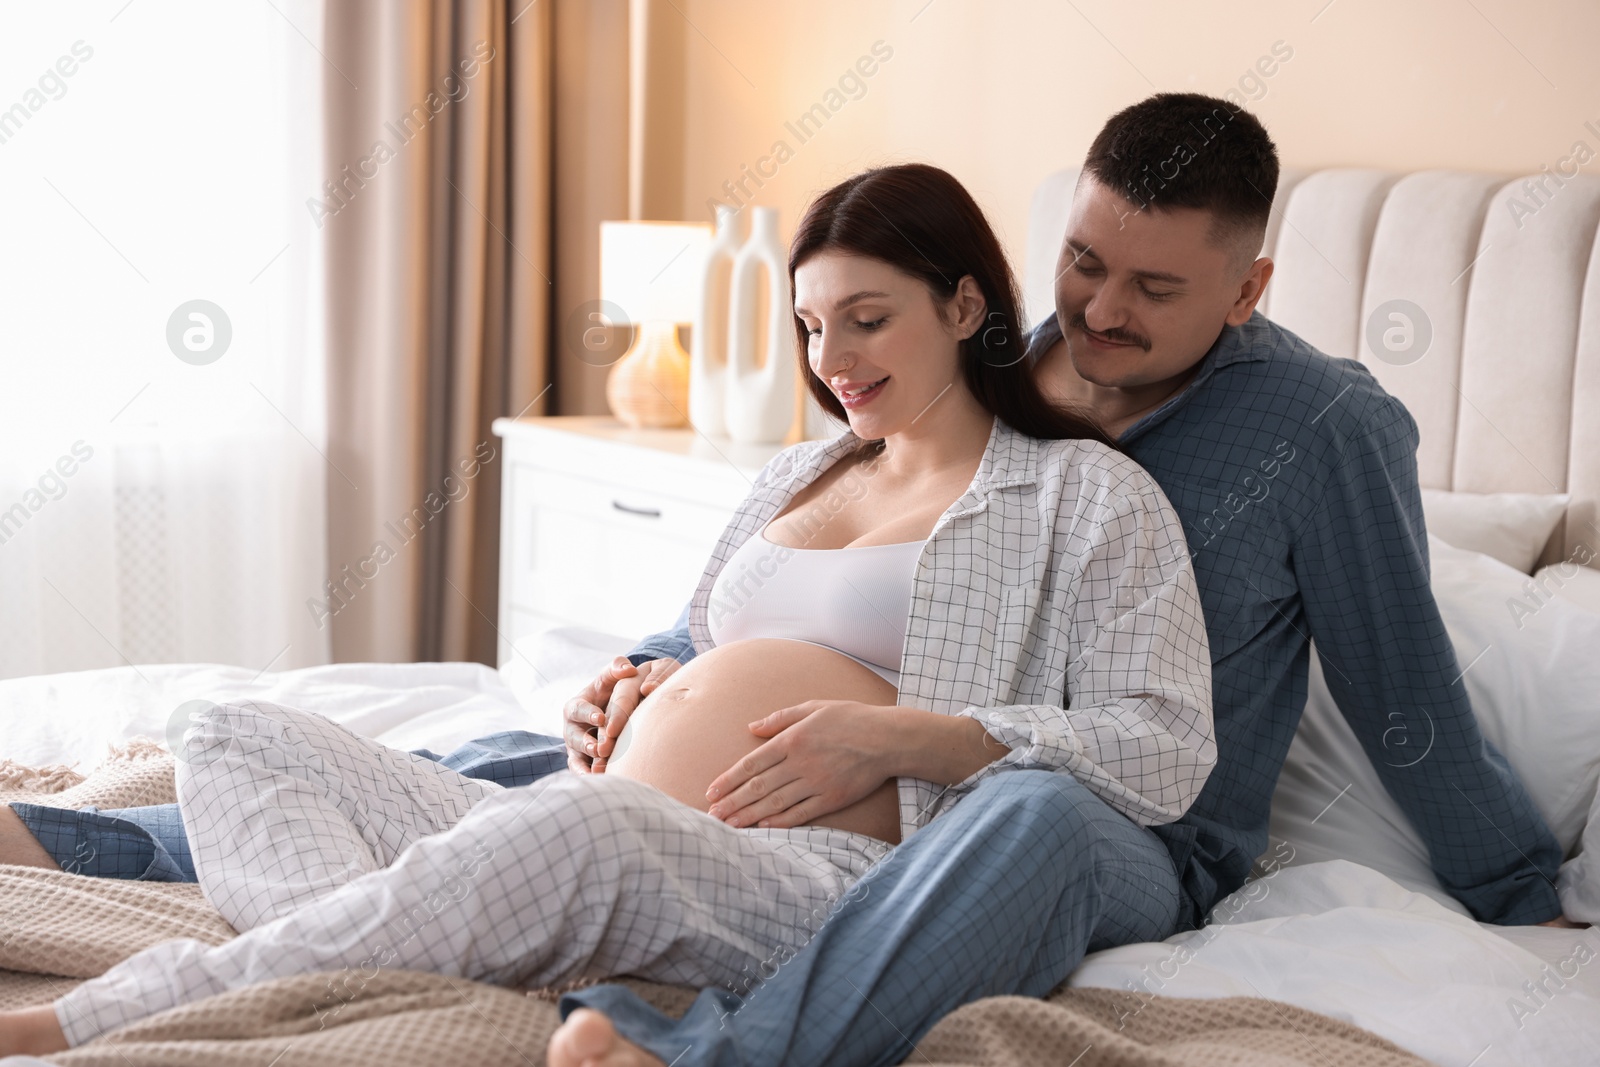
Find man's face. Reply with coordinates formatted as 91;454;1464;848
1053;175;1265;392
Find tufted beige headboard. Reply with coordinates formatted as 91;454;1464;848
1024;166;1600;569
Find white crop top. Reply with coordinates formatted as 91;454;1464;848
706;526;924;689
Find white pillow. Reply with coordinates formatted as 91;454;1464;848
1560;786;1600;924
1534;560;1600;923
1419;488;1568;573
1269;535;1600;922
1533;558;1600;614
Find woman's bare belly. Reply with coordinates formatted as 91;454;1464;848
604;639;903;844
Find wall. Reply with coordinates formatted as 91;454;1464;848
643;0;1600;281
551;0;631;417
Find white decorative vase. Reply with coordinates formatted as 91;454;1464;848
689;205;740;436
725;207;797;444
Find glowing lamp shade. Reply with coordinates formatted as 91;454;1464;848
599;221;712;428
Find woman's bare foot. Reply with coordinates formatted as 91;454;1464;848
0;805;61;870
0;1005;70;1055
547;1008;666;1067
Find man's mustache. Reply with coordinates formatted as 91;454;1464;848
1067;312;1152;352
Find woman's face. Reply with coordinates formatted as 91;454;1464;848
793;252;981;441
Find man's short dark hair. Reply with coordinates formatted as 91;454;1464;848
1083;93;1279;264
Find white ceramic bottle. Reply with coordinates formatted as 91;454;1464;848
689;205;739;436
725;206;797;444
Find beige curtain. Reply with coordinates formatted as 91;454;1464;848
320;0;557;665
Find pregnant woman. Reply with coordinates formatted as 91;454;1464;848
0;162;1214;1057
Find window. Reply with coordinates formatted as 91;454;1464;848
0;0;329;679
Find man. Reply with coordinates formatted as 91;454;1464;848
545;93;1577;1067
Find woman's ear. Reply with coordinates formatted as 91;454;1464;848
949;275;988;340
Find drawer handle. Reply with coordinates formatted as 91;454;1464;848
612;500;662;518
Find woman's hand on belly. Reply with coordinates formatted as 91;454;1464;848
605;640;905;840
604;638;1010;841
705;699;899;830
562;656;680;774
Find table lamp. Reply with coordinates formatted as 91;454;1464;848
600;220;712;428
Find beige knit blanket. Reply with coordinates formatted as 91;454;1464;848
0;745;1432;1066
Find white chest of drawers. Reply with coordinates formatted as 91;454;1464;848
489;416;790;666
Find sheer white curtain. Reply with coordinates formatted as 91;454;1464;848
0;0;329;680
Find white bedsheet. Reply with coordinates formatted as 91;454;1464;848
0;661;542;772
4;656;1599;1066
1068;859;1600;1066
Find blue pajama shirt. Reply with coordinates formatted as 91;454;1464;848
18;309;1564;1066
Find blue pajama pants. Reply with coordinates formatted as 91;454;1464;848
13;733;1186;1067
563;768;1185;1067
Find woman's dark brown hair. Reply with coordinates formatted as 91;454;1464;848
787;163;1114;450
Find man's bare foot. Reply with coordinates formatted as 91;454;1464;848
547;1008;667;1067
0;805;61;871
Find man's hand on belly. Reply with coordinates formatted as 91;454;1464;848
563;657;680;774
704;700;897;829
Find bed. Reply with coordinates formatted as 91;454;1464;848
4;164;1600;1066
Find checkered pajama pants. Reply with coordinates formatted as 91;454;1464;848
52;701;891;1047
